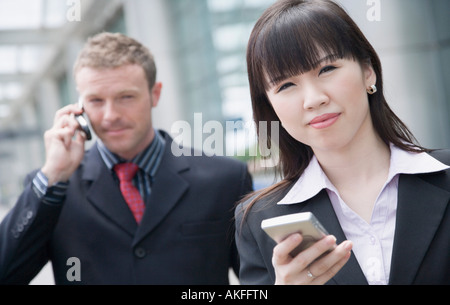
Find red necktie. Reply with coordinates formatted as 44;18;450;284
114;163;145;224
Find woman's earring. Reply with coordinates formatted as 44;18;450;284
367;85;377;95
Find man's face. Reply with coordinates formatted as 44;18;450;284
76;64;162;160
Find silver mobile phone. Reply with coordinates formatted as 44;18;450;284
261;212;330;257
74;96;92;140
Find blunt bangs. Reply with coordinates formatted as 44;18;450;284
254;3;365;90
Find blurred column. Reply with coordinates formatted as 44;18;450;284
37;79;61;131
338;0;450;149
122;0;184;134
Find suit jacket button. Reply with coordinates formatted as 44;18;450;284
16;224;24;232
134;247;146;258
11;229;20;238
26;210;33;219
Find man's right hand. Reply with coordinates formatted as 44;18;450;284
41;104;87;186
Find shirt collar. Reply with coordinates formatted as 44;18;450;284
97;129;166;177
277;144;450;205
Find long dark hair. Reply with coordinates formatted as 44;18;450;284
243;0;429;215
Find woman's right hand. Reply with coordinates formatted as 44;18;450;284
272;234;353;285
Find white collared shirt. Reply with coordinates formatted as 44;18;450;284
277;144;449;285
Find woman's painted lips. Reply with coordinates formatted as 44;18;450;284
309;113;340;129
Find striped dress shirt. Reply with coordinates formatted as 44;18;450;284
97;131;165;202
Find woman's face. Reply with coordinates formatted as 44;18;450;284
265;56;377;155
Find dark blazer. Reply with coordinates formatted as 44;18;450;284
235;150;450;285
0;131;253;284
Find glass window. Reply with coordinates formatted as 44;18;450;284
0;46;17;74
0;0;42;30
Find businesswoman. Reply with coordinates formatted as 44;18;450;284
235;0;450;285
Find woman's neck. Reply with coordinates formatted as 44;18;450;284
315;135;390;183
313;133;391;223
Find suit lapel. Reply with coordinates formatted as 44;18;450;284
83;145;138;236
81;136;191;243
389;173;450;284
133;141;190;245
290;190;367;284
309;191;368;285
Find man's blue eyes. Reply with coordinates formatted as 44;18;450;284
88;96;134;102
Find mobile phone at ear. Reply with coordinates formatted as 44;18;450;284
74;97;92;140
261;212;330;257
75;113;92;140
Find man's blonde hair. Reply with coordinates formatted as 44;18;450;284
73;32;157;89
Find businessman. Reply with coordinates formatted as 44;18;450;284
0;32;253;284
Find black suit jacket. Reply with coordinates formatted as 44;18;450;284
0;131;253;284
235;150;450;285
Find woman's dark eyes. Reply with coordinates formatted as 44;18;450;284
277;82;295;93
276;66;337;93
319;65;337;75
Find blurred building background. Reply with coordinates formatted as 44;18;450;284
0;0;449;284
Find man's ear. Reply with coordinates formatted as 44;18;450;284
150;82;162;107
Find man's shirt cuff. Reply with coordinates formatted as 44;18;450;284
32;170;69;205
